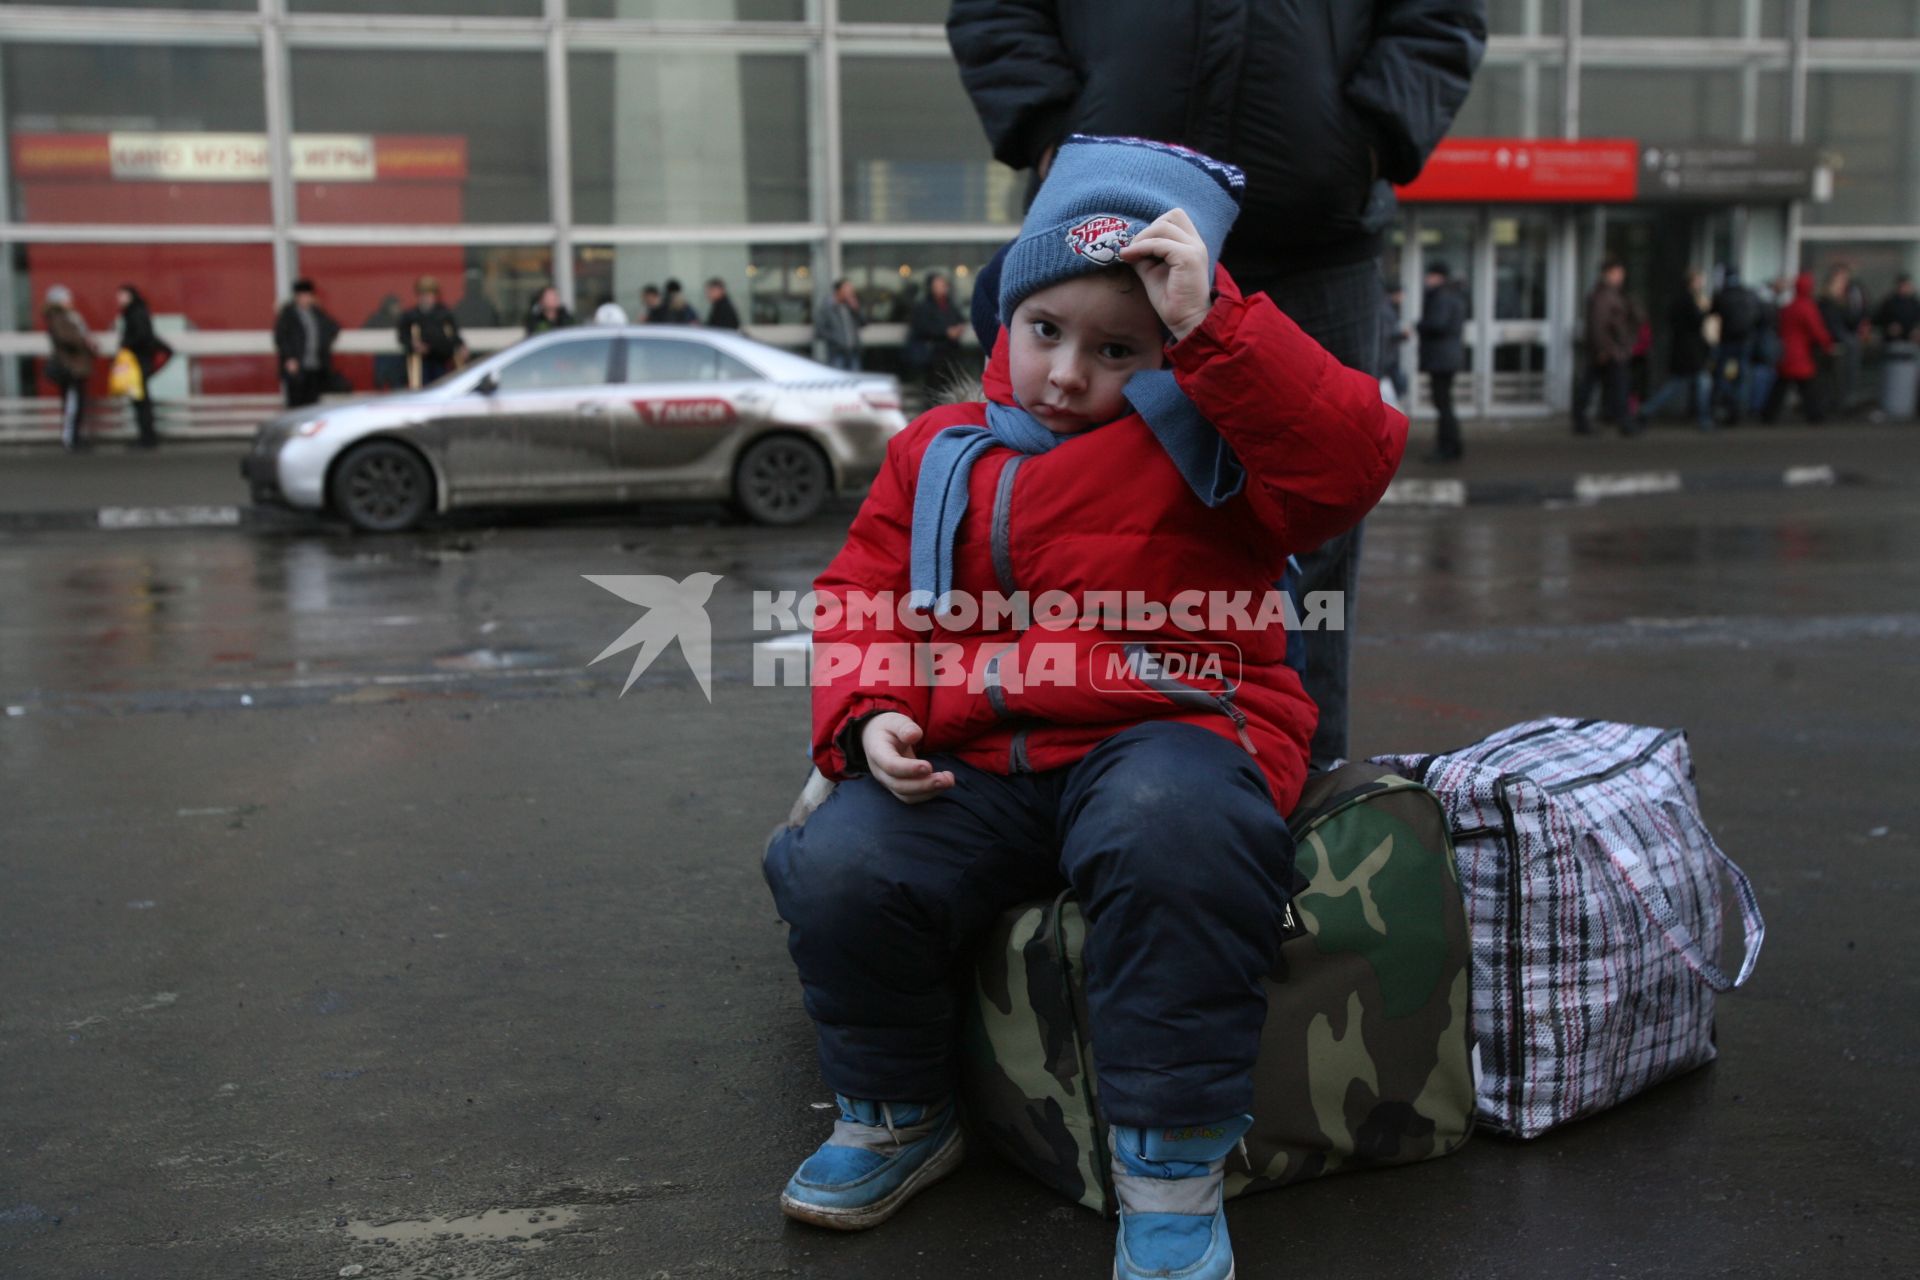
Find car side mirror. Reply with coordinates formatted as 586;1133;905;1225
476;372;499;396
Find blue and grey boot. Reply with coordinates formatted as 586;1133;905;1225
1110;1114;1254;1280
779;1095;964;1230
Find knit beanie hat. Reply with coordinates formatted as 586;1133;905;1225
998;134;1245;324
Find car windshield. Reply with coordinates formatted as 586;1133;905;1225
491;337;616;392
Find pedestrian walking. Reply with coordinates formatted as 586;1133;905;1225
42;285;94;452
1763;271;1833;424
1635;270;1714;431
1817;264;1868;417
656;279;700;326
115;284;169;449
397;276;465;388
1380;281;1410;405
814;278;864;372
1710;268;1761;424
948;0;1486;768
1573;258;1636;436
274;278;341;410
1417;261;1468;462
640;284;664;324
705;278;742;330
905;271;966;385
524;285;574;337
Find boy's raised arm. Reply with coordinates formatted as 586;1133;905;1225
1168;279;1409;554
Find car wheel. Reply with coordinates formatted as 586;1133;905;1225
733;435;829;525
333;440;433;533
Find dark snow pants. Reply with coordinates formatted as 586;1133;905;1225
763;721;1296;1127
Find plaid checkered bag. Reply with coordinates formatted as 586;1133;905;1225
1374;718;1765;1138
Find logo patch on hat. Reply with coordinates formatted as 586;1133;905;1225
1066;215;1134;265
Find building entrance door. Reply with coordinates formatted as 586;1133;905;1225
1400;206;1561;420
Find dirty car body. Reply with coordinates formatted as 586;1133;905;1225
243;327;906;529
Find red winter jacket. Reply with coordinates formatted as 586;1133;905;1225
1777;272;1834;382
807;271;1407;814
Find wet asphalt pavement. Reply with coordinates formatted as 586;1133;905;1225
3;476;1918;1279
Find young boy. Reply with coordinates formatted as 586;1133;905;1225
764;135;1406;1279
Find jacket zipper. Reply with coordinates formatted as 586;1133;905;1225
1217;692;1257;755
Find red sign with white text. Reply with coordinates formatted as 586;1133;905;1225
1397;139;1641;203
635;399;739;427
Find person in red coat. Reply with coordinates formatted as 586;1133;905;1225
1765;271;1835;424
763;137;1407;1280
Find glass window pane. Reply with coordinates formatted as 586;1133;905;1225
291;49;548;224
12;242;279;401
289;0;539;13
840;242;996;323
495;336;614;391
1809;2;1920;38
1448;62;1561;139
573;243;817;329
841;0;944;20
301;244;552;391
1805;70;1920;227
0;0;252;8
1580;69;1743;144
570;0;804;18
1487;0;1561;35
570;51;809;226
1583;0;1744;36
1754;71;1789;143
5;43;265;224
842;56;1021;225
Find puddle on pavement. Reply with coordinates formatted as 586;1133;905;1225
344;1205;581;1249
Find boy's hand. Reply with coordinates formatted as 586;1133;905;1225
861;712;956;804
1119;208;1214;343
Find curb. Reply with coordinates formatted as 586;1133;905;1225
1378;463;1850;509
0;463;1864;531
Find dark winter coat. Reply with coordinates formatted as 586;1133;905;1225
948;0;1488;274
44;305;94;385
397;303;462;361
1712;283;1760;343
1416;281;1467;373
1665;289;1710;375
809;269;1407;815
275;302;341;371
119;297;162;367
706;294;742;331
524;303;574;337
1584;282;1635;365
907;294;966;374
1875;291;1920;343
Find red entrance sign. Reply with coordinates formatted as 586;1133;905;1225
1397;138;1640;203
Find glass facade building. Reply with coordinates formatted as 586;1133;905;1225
1;0;1917;424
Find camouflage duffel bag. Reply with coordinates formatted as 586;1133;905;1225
961;762;1477;1215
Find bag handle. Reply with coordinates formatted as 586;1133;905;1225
1602;801;1765;992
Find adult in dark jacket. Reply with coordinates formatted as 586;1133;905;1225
397;276;465;388
1573;259;1637;436
1710;269;1761;424
524;285;573;337
1635;271;1713;430
275;278;342;409
949;0;1487;767
1874;273;1919;343
705;278;742;330
905;272;966;384
116;284;166;448
1416;262;1468;462
1817;264;1868;417
656;279;700;326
